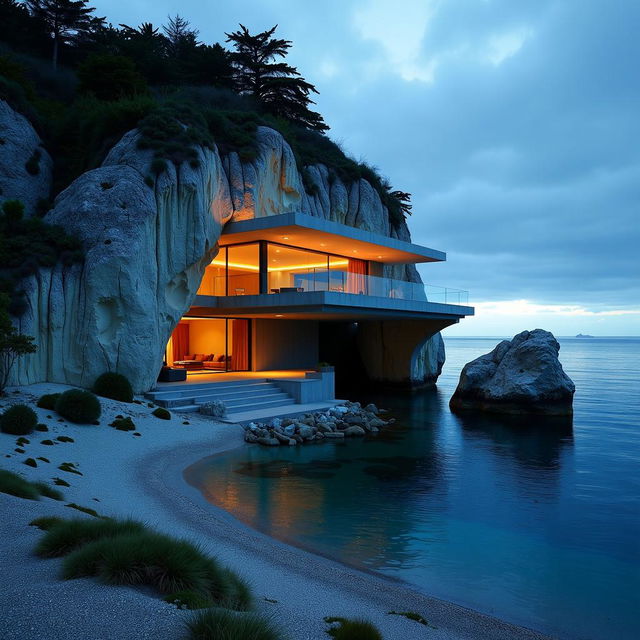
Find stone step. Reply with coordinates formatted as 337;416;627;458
218;392;291;409
146;381;274;402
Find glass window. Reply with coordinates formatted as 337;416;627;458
268;244;331;293
227;243;260;295
197;247;227;296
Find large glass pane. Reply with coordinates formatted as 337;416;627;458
197;247;227;295
268;244;330;293
166;318;228;372
328;255;349;292
227;243;260;295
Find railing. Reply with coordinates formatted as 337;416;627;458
198;267;469;305
269;269;469;305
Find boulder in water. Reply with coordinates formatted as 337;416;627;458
450;329;575;416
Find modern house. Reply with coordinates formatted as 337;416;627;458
163;212;473;391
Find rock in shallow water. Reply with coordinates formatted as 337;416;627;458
450;329;575;416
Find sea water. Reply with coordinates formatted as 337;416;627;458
185;337;640;640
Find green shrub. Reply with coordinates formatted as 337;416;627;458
110;416;135;431
0;404;37;435
92;372;133;403
55;390;101;424
37;393;61;410
152;407;171;420
324;617;383;640
0;469;64;501
185;609;281;640
35;517;146;557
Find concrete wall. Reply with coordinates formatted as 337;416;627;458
253;319;319;370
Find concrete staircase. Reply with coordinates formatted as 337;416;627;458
145;379;295;414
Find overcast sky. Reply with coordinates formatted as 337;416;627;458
95;0;639;336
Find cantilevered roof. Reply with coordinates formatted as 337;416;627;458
219;212;445;264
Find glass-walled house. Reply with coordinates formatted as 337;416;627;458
165;212;473;383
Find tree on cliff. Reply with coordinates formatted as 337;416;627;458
24;0;99;70
225;24;328;132
0;293;36;394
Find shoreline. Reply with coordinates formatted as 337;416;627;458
0;383;554;640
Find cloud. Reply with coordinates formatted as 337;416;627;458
94;0;640;333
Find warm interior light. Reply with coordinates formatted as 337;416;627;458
210;259;259;271
268;259;348;272
275;314;284;317
282;236;289;240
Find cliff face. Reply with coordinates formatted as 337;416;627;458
5;116;444;391
0;100;52;216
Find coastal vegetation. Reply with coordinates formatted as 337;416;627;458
0;468;63;500
185;608;283;640
36;392;61;409
0;403;37;434
0;199;83;318
54;388;101;423
93;372;133;403
34;516;253;611
0;1;412;229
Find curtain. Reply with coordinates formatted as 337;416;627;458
171;323;189;362
232;320;249;370
347;258;367;294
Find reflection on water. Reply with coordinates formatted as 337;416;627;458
185;338;640;640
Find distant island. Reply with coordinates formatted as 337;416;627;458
576;333;594;338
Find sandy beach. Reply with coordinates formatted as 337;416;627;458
0;383;553;640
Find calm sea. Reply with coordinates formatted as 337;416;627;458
185;337;640;640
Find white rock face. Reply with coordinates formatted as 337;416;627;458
10;125;443;391
450;329;575;415
0;100;53;216
12;133;232;392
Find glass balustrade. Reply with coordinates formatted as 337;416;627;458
268;269;469;305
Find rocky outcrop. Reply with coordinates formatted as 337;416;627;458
9;122;443;392
243;401;395;446
450;330;575;415
0;100;52;216
13;134;232;392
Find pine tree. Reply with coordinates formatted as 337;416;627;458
225;24;327;132
24;0;98;69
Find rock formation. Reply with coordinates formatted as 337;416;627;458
0;100;52;216
449;329;575;415
2;102;444;392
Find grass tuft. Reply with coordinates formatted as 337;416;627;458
53;477;70;487
324;617;383;640
164;589;214;610
30;516;64;530
24;457;37;467
110;416;136;431
33;481;64;500
57;436;74;443
0;468;40;499
185;609;282;640
35;517;146;558
152;407;171;420
0;470;64;501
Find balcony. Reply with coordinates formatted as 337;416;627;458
269;270;469;305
